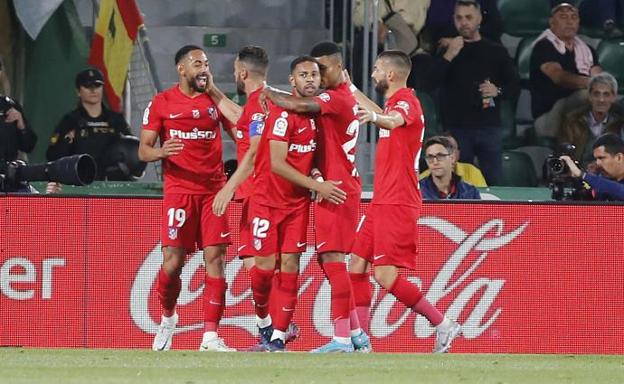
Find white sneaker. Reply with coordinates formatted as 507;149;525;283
433;319;461;353
152;313;178;351
199;333;236;352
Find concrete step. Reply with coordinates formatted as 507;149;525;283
138;0;325;29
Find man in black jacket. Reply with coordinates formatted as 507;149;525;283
0;94;37;163
430;0;520;186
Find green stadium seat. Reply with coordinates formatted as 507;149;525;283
500;98;525;149
515;35;540;88
500;150;538;187
416;91;441;138
597;39;624;93
498;0;550;37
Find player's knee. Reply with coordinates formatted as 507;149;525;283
254;255;276;271
280;254;300;273
349;253;369;273
373;268;396;290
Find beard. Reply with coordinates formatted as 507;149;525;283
374;78;388;94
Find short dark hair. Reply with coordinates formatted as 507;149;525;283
424;136;455;153
456;0;481;11
377;50;412;74
174;45;203;65
237;45;269;74
290;55;319;73
310;41;342;61
592;133;624;155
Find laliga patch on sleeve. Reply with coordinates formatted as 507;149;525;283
318;93;331;102
251;113;264;121
396;100;410;114
272;117;288;137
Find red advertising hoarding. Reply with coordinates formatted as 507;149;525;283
1;196;622;353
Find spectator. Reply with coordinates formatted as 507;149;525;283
420;132;488;187
578;0;624;38
559;72;624;165
420;136;481;199
561;133;624;200
429;0;520;185
46;68;133;192
530;3;602;138
0;94;37;164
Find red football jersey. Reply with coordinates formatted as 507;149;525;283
373;87;424;207
234;87;265;200
313;82;361;195
142;86;227;194
252;104;317;208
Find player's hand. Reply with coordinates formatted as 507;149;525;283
205;68;215;93
4;107;25;129
212;187;234;216
479;80;499;98
357;106;374;124
316;180;347;204
160;138;184;158
442;36;464;61
342;69;352;87
46;182;62;194
259;90;270;114
560;155;582;178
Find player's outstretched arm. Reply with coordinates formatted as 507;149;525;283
212;136;260;216
138;129;183;162
357;106;405;130
342;69;382;114
270;141;346;204
206;74;242;124
263;88;321;114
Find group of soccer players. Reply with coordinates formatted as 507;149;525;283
138;40;462;353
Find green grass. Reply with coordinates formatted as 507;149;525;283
0;349;622;384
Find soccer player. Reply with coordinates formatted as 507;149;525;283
138;45;235;352
210;46;300;347
264;41;371;353
348;50;462;353
250;55;346;352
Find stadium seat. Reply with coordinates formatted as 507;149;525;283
512;145;554;183
515;35;540;88
497;0;550;37
500;98;525;149
500;150;539;187
597;39;624;93
416;91;441;138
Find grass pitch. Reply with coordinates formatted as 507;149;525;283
0;349;622;384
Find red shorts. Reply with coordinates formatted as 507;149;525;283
249;201;309;257
161;193;231;251
237;197;253;258
314;192;359;254
351;204;420;270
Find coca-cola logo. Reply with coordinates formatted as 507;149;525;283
130;217;528;340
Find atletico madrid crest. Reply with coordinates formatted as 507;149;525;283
254;238;262;250
168;227;178;240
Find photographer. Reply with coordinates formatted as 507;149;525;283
0;94;38;163
561;133;624;201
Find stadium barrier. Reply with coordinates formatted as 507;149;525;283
1;196;622;353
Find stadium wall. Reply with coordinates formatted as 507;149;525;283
1;196;622;354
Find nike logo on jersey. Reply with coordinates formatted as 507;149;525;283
282;307;295;312
209;300;222;305
296;242;306;247
373;255;385;260
237;245;247;252
316;241;327;250
297;127;307;133
169;113;183;119
220;232;230;238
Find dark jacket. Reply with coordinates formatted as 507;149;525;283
0;95;37;162
420;174;481;200
558;103;624;165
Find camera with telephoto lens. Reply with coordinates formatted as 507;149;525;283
0;154;96;192
545;143;592;201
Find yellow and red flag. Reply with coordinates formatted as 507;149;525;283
88;0;143;112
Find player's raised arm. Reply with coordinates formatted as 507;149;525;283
357;106;406;130
206;71;242;124
263;88;321;114
342;69;383;114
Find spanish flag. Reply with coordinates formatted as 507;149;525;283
88;0;143;112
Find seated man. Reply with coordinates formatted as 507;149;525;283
559;72;624;166
420;133;487;187
530;3;602;138
46;68;134;192
561;133;624;200
419;136;481;199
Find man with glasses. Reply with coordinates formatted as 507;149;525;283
46;68;133;191
419;136;481;199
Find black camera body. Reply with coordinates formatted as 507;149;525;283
0;95;15;117
545;143;592;201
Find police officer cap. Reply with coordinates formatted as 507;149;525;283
75;68;105;88
103;136;147;181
